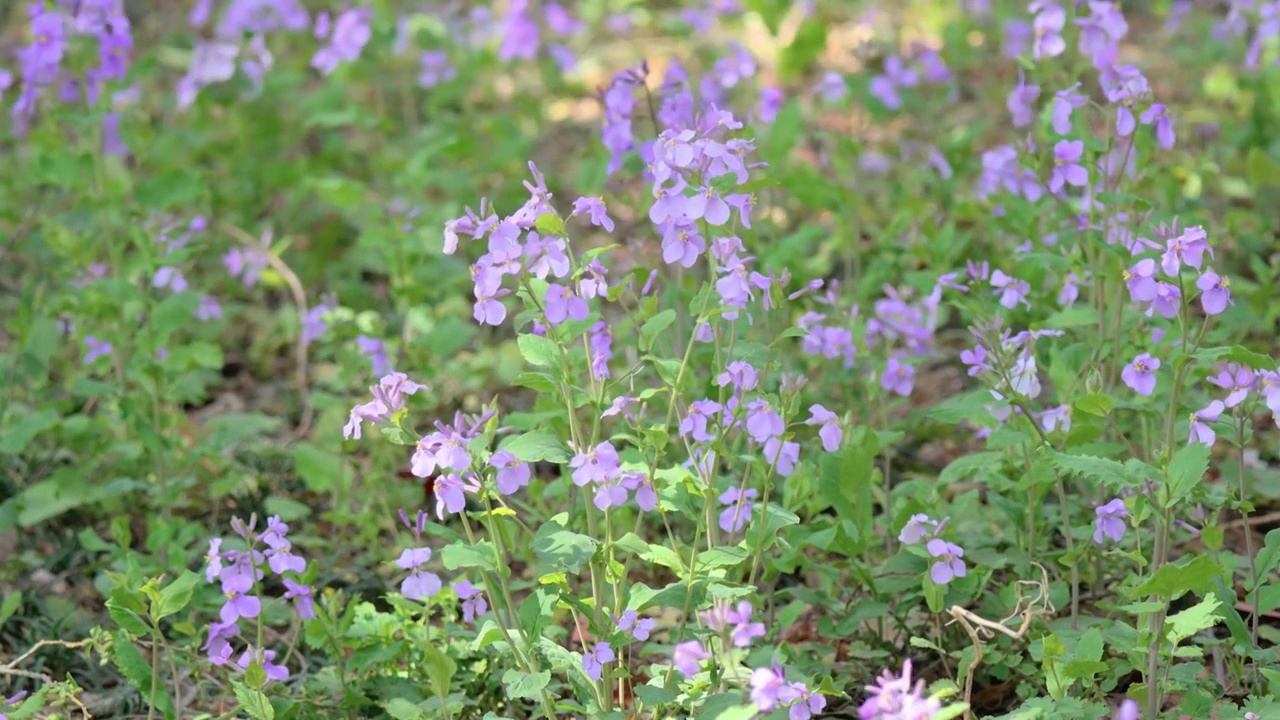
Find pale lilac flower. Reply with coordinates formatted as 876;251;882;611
673;640;711;677
1121;353;1160;396
1208;364;1255;407
1050;139;1088;192
806;404;843;451
926;539;967;584
614;610;657;641
899;514;940;545
582;641;614;681
1196;270;1231;315
719;487;757;533
750;662;801;712
1006;72;1040;127
1093;498;1128;544
396;546;442;600
882;357;914;397
1145;282;1181;319
1161;226;1212;275
489;449;531;495
990;270;1031;308
84;335;112;363
1188;400;1224;445
1124;258;1159;302
453;580;488;622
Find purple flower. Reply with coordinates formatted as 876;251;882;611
432;473;474;520
661;222;705;268
750;662;802;712
680;400;722;443
719;487;757;533
195;294;223;321
1077;1;1128;68
582;641;614;681
990;270;1030;308
311;8;371;75
725;601;766;647
757;87;783;123
1124;258;1159;302
1161;226;1212;275
1006;72;1040;128
453;580;488;622
764;438;801;477
571;196;615;233
1195;270;1231;315
1141;103;1176;150
960;345;991;376
1145;282;1181;319
673;640;711;678
396;546;443;600
1121;353;1160;396
1050;139;1088;192
236;647;289;686
1093;498;1128;544
1117;699;1140;720
570;442;621;486
881;357;915;397
283;578;315;619
219;590;261;624
489;450;531;495
745;400;785;443
152;266;188;293
716;361;760;395
344;372;427;440
1033;4;1067;59
544;283;589;325
1208;364;1255;407
813;71;847;102
860;659;941;719
1051;84;1087;134
202;620;238;665
614;609;657;641
84;335;113;363
806;404;843;452
898;514;940;545
356;335;392;376
926;538;967;584
1188;400;1224;446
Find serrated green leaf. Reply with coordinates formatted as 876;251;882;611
1167;595;1223;644
232;680;275;720
114;631;174;716
1132;554;1222;600
155;570;201;620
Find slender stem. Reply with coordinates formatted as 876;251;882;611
1237;418;1261;683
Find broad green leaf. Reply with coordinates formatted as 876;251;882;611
422;642;457;707
517;333;560;368
1164;442;1210;507
1073;394;1113;417
292;443;343;493
1132;555;1222;599
440;542;499;572
501;431;570;463
155;570;201;620
383;698;426;720
502;669;550;700
0;408;58;455
532;521;598;573
535;213;565;236
640;309;677;350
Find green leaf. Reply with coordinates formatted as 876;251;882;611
1131;554;1222;600
383;699;426;720
501;431;570;463
421;642;457;708
1044;449;1139;489
517;333;560;368
1164;442;1210;507
440;542;499;573
1075;627;1104;662
292;443;344;493
1225;345;1275;370
535;213;566;237
818;426;876;550
107;592;152;635
114;631;174;716
1167;596;1223;644
502;668;551;700
779;19;828;81
1253;529;1280;591
697;693;759;720
640;309;677;350
155;570;201;620
532;520;599;573
263;496;313;522
1073;394;1114;417
1247;147;1280;188
0;408;58;455
232;680;276;720
0;591;22;628
244;661;268;689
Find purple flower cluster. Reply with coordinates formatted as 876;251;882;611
343;371;427;440
569;441;654;511
899;514;968;585
859;659;942;719
203;515;312;684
